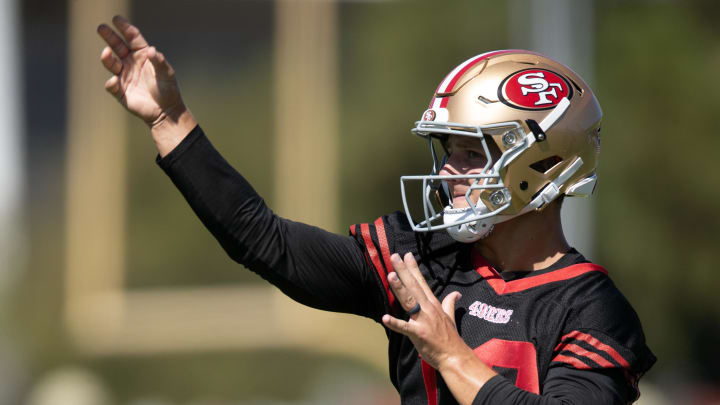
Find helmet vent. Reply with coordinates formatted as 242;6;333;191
529;155;563;173
477;95;497;104
568;78;584;95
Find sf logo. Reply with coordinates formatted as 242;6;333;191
517;72;563;106
499;68;571;110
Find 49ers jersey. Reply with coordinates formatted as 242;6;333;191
350;211;655;404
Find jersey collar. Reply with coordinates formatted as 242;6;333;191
471;249;608;295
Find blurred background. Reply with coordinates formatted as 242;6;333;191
2;0;720;404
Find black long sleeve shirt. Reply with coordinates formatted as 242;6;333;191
157;126;654;404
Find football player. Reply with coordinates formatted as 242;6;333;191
98;15;655;405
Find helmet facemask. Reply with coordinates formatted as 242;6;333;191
401;121;523;242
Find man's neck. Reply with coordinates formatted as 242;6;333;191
474;202;570;272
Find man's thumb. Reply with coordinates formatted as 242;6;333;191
148;46;174;79
441;291;462;323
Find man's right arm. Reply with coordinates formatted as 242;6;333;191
157;125;385;318
97;16;387;319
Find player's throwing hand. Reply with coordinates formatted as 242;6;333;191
97;15;196;157
97;15;184;129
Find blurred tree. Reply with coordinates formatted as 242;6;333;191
596;1;720;387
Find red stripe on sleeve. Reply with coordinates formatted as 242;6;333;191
555;343;615;368
552;354;592;370
421;359;438;405
361;223;396;309
374;218;394;275
556;331;631;369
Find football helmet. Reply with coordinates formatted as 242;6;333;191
401;50;602;243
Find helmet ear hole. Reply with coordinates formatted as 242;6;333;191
529;155;563;173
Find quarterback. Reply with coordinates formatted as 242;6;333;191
97;16;655;405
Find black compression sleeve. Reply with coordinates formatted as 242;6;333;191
156;126;384;318
473;367;633;405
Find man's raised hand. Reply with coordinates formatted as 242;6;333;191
97;16;196;157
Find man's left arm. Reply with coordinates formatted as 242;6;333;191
381;253;650;405
473;367;633;405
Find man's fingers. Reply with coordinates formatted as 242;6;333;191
390;253;429;303
100;46;123;75
382;314;414;336
388;271;420;316
97;24;130;59
104;75;122;99
402;252;434;299
441;291;462;324
112;15;149;51
148;47;174;79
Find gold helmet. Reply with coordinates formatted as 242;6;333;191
400;50;602;242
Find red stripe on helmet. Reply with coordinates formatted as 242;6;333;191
421;359;438;405
437;50;522;108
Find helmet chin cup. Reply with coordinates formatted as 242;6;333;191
443;206;494;243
